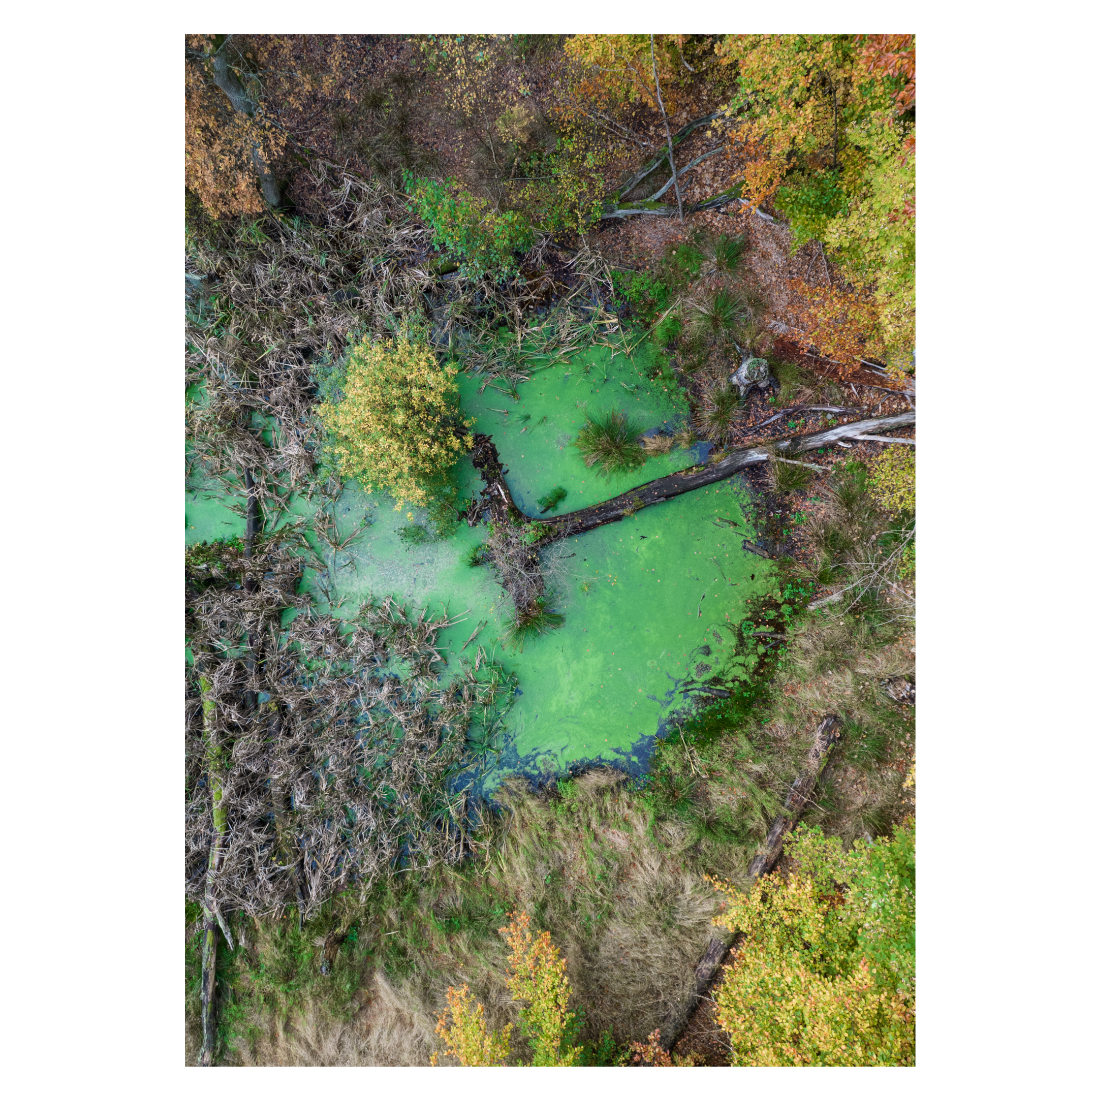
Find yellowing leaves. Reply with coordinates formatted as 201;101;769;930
318;335;472;510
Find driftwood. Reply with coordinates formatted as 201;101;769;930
615;111;721;198
651;34;684;223
660;715;843;1053
753;404;863;430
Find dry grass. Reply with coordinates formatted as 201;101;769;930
641;432;674;456
212;769;723;1065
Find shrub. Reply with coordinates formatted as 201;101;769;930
573;410;647;477
404;171;536;282
431;984;513;1066
775;171;850;250
612;269;671;324
433;913;583;1066
318;334;472;511
709;821;915;1066
867;446;915;515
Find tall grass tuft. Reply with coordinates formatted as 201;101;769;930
573;410;647;477
536;486;568;513
769;456;814;493
693;383;744;444
685;287;749;347
641;432;674;456
712;232;747;276
503;596;565;651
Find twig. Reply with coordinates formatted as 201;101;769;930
651;35;683;224
847;434;916;445
773;455;828;472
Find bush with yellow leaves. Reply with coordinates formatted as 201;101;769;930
433;911;585;1067
318;334;472;512
868;445;915;515
709;822;915;1066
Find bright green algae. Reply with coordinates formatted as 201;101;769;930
186;340;775;793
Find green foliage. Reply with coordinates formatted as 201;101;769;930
504;596;566;652
398;524;433;546
185;536;244;574
775;171;850;250
611;269;671;324
403;171;537;282
536;486;568;513
867;446;915;515
512;135;609;236
711;820;915;1065
464;542;488;567
573;410;647;477
659;237;706;289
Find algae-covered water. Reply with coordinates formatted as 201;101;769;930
186;341;775;793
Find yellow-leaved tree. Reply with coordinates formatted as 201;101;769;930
318;334;472;512
432;912;584;1067
709;822;915;1066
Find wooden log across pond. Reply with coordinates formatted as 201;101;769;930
469;412;915;545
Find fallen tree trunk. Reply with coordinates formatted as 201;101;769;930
661;714;843;1053
747;714;842;878
530;412;915;542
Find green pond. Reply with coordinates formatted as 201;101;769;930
186;340;775;795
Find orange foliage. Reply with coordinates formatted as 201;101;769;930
629;1028;702;1066
785;278;885;377
858;34;915;114
185;34;353;218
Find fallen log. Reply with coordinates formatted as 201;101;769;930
741;541;774;559
747;714;842;878
661;714;843;1053
532;412;915;542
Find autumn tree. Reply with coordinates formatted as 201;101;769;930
317;331;473;516
710;34;915;373
185;34;354;218
709;822;915;1066
433;912;585;1067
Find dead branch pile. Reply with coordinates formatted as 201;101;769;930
185;537;515;921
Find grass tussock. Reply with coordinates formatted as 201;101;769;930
503;595;566;651
693;381;745;445
641;432;674;456
769;455;815;493
573;410;647;477
536;485;568;513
